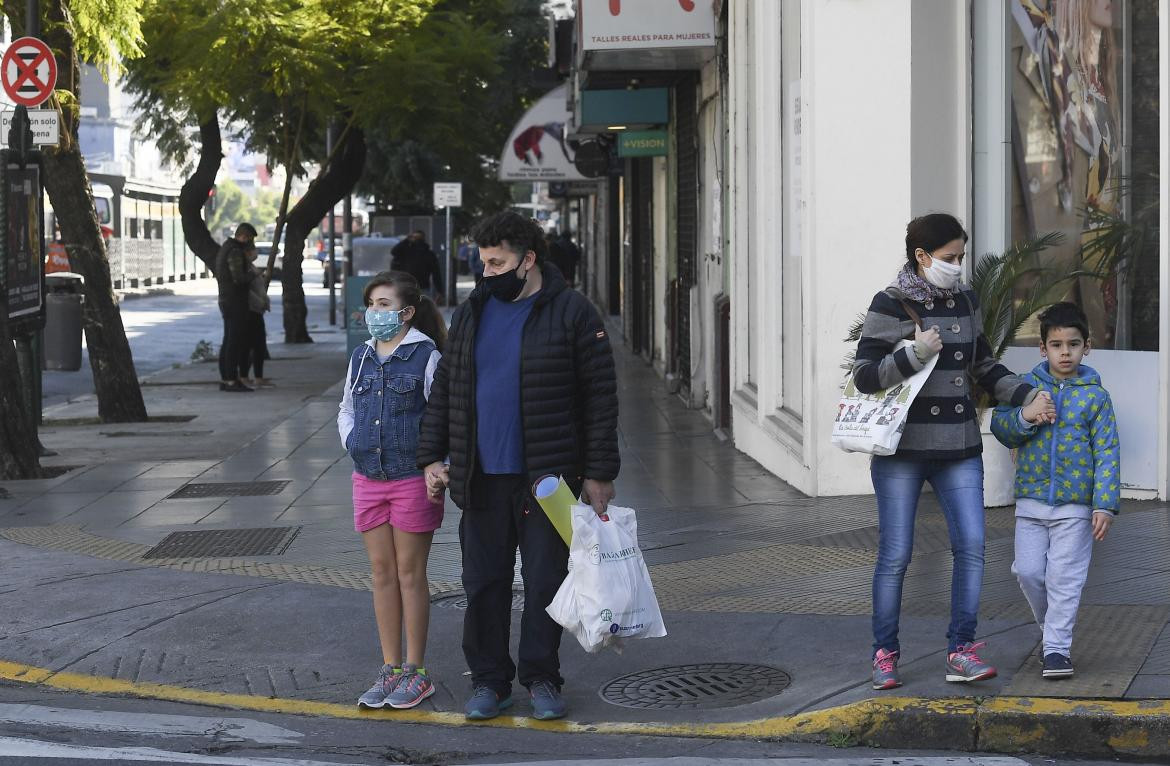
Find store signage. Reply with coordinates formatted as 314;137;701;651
579;0;716;52
4;164;44;324
617;130;668;157
0;109;59;146
499;83;588;182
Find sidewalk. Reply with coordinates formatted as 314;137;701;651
2;316;1170;758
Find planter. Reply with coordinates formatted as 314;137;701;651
980;411;1016;508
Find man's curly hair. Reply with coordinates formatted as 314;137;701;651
472;211;546;264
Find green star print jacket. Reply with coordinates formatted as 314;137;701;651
991;362;1121;513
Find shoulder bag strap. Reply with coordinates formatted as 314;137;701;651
898;299;923;331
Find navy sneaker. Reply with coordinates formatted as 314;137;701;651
1042;653;1074;679
464;685;512;720
528;680;567;720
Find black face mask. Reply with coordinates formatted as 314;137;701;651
483;263;527;302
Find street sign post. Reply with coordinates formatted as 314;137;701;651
1;37;57;108
433;182;462;306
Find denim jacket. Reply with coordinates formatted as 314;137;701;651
338;330;441;480
990;362;1121;512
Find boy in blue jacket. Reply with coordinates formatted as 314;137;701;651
991;302;1120;680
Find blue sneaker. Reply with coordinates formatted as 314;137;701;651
464;685;512;720
528;680;566;720
357;664;402;709
1042;653;1074;679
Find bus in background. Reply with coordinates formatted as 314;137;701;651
45;174;202;289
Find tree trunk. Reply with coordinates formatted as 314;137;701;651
281;129;367;343
179;116;223;269
0;300;41;479
40;0;147;423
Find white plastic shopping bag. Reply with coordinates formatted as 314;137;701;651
831;340;938;455
547;504;667;653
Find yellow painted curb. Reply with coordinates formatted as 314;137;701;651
2;657;1169;754
0;658;954;739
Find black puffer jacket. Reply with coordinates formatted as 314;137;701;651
416;263;619;510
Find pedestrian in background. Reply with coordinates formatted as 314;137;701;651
242;246;273;388
991;302;1120;680
852;213;1048;691
549;230;580;287
418;211;619;722
338;271;448;711
215;222;256;392
391;231;444;301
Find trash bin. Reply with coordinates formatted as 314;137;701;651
43;272;85;371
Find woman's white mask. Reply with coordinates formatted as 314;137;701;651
922;254;962;290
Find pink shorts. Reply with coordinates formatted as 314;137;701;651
352;473;443;534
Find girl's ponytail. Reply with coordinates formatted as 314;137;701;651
412;295;447;353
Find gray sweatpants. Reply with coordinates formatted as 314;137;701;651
1011;516;1094;656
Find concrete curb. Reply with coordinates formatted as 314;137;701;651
1;659;1167;758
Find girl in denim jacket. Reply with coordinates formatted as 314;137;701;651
338;271;447;710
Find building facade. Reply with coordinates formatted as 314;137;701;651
568;0;1168;501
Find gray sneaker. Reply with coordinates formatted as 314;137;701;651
387;664;435;709
357;664;402;708
945;641;997;683
872;648;902;690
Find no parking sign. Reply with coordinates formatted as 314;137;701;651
2;37;57;108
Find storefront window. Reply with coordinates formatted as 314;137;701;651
1009;0;1160;350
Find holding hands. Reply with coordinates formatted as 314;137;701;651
1022;389;1057;426
424;461;449;501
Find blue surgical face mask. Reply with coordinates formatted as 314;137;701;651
365;307;403;341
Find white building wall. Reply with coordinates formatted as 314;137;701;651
729;0;972;496
691;53;726;415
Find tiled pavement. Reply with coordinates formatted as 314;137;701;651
2;323;1170;722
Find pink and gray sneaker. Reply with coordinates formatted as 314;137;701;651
945;641;997;683
387;664;435;709
872;648;902;690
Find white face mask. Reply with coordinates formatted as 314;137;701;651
922;254;962;290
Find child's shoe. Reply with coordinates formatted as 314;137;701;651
357;664;402;708
387;664;435;709
1042;653;1074;679
872;648;902;690
945;641;997;682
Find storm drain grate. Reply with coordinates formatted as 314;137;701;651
432;589;525;611
167;480;289;499
142;526;301;559
599;663;791;710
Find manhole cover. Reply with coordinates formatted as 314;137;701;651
142;526;301;559
167;480;289;499
599;663;790;710
432;590;525;611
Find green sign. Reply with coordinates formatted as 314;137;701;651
617;130;668;158
345;275;373;355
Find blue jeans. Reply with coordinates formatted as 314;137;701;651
870;455;985;655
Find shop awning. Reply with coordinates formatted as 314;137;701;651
576;0;716;73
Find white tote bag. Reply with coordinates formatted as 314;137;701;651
547;504;667;654
831;339;938;456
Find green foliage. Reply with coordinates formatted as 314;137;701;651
124;0;438;171
969;231;1068;361
359;0;550;223
65;0;144;76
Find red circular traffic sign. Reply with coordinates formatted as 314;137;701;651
2;37;57;107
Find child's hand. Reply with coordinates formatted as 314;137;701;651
1022;390;1056;425
1092;511;1113;541
424;461;449;497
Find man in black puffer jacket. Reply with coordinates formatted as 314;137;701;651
418;211;618;722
